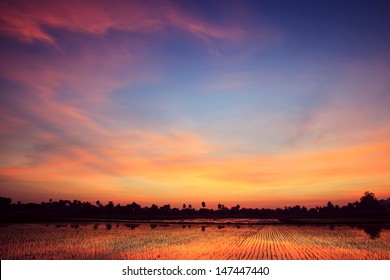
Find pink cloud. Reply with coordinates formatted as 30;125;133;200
0;39;146;103
164;5;246;44
0;0;252;48
0;0;163;46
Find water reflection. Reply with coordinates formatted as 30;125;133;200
2;222;390;260
358;225;382;240
181;224;192;229
125;224;139;230
46;221;388;241
55;224;67;228
328;224;386;240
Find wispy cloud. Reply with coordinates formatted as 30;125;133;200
0;0;389;207
0;0;252;48
0;0;162;45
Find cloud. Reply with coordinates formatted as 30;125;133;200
0;0;161;45
0;41;135;94
0;0;250;48
282;59;390;150
1;1;388;207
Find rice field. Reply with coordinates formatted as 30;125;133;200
0;223;389;260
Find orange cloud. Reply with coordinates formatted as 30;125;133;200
2;64;389;207
1;1;388;209
1;125;389;207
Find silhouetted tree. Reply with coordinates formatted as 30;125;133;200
0;196;12;209
360;191;377;206
1;190;388;221
106;201;114;209
160;204;171;211
127;202;141;212
231;204;240;211
327;201;335;210
358;191;381;214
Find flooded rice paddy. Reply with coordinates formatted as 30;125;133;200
1;222;389;260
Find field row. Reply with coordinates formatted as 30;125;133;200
0;224;389;259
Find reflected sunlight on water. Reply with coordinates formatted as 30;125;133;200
0;223;389;260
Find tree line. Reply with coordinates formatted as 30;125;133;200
0;191;389;221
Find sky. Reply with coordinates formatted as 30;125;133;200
0;0;389;209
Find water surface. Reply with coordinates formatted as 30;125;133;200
1;222;389;259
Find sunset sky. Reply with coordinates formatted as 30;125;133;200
1;0;389;209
